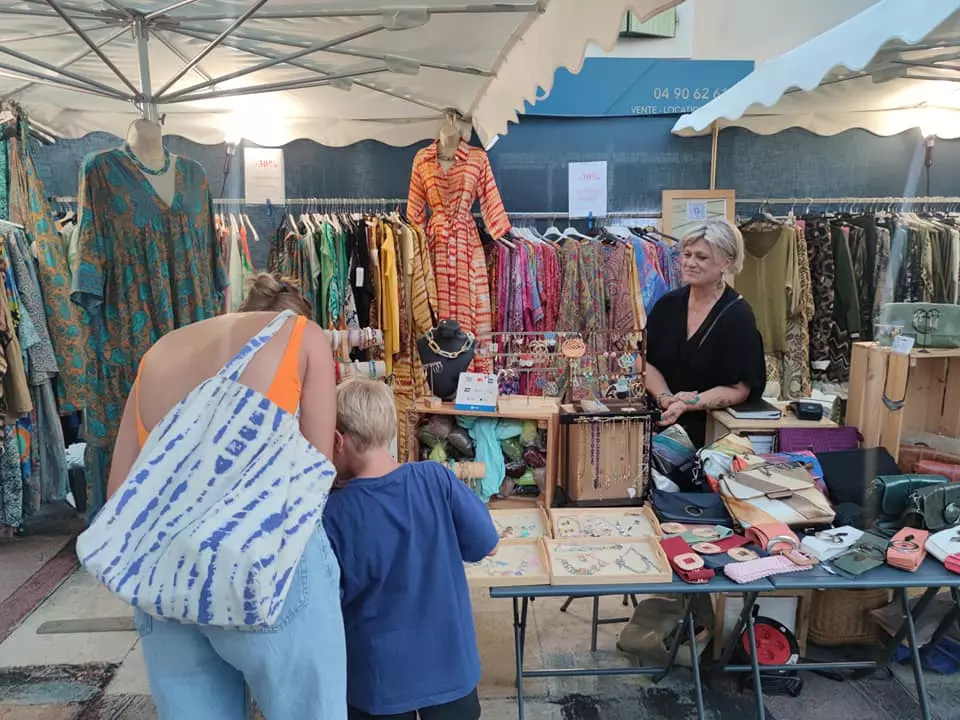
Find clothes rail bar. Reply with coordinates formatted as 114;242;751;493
212;197;408;206
499;211;661;219
736;196;960;205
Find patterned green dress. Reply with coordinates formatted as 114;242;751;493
72;148;227;515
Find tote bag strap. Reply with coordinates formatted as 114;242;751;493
217;310;296;381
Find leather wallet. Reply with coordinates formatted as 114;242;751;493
652;489;733;527
678;525;734;545
925;526;960;563
661;536;715;584
745;523;799;554
886;528;929;572
831;532;890;577
801;526;863;561
903;482;960;532
865;474;948;533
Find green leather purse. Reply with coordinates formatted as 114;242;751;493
865;474;948;534
831;532;890;577
903;483;960;532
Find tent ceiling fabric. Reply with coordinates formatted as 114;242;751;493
0;0;681;146
672;0;960;139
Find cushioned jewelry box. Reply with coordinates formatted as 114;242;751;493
544;537;672;586
548;505;661;540
488;507;551;540
464;539;550;587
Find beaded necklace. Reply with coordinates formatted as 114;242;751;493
123;141;171;176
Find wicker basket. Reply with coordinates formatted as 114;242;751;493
808;588;892;647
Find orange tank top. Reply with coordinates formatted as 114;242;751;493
134;315;308;448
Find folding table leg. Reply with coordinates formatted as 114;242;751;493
898;588;933;720
560;596;575;613
653;594;695;683
926;587;960;649
720;591;760;668
512;597;527;720
744;604;767;720
686;603;707;720
591;596;600;652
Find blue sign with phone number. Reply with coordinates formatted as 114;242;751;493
524;58;754;118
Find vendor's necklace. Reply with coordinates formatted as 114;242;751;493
123;142;171;176
425;329;475;359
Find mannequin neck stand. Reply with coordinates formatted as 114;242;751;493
124;119;176;206
417;319;476;400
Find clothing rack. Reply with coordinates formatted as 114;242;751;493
736;196;960;208
213;197;407;207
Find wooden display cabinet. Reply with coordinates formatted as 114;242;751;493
846;342;960;461
406;399;560;508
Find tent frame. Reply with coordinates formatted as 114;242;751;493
0;1;544;131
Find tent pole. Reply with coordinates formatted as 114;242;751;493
133;17;159;123
709;121;718;190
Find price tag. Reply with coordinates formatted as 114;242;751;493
891;335;916;355
355;267;365;287
686;201;707;221
455;373;499;412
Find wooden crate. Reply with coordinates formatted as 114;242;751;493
847;343;960;461
406;400;560;508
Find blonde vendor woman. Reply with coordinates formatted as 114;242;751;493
644;218;766;447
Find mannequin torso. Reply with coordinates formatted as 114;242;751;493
125;119;176;206
416;319;476;400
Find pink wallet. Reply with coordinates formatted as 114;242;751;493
887;528;929;572
724;554;814;584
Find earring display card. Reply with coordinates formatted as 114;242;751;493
544;538;672;586
549;506;661;540
464;539;550;587
489;507;551;540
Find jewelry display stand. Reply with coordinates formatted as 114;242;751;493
464;539;551;587
559;401;657;505
549;506;661;540
544;537;672;586
490;507;552;540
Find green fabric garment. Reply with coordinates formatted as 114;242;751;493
737;225;799;353
320;222;339;327
830;225;861;336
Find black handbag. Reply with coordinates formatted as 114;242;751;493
903;483;960;532
652;488;733;527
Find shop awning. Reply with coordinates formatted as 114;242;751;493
671;0;960;139
0;0;682;146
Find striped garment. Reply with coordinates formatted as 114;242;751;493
76;311;335;628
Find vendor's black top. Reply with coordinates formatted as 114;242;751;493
646;285;765;448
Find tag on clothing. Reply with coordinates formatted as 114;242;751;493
355;267;365;287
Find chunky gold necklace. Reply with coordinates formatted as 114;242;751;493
425;329;475;359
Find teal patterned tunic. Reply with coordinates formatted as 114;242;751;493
72;148;227;514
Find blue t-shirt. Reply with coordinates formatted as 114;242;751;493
322;461;499;715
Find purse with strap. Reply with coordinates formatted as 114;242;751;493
76;311;336;628
903;483;960;532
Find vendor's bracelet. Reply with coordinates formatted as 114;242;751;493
683;394;701;407
656;392;672;408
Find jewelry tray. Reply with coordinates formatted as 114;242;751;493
548;505;661;540
489;507;552;540
464;539;551;587
544;537;672;586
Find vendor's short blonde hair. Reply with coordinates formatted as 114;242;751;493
336;377;396;451
680;218;745;275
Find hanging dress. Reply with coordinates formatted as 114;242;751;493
407;140;510;372
72;148;227;516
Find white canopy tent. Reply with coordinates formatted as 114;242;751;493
0;0;681;146
671;0;960;139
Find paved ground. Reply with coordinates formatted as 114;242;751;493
1;571;958;720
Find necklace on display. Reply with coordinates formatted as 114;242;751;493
425;329;475;359
124;142;171;176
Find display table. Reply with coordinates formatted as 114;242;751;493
490;561;960;720
704;403;837;446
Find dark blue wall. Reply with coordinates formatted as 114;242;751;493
31;115;959;269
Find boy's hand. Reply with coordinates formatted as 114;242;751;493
487;542;499;557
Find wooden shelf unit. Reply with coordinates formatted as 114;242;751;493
405;400;560;508
846;342;960;461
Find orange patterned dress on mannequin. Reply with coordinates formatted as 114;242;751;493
407;140;510;372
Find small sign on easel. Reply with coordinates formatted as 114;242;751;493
455;373;499;412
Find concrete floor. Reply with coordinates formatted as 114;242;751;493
0;573;956;720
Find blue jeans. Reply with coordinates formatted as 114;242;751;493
134;530;347;720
